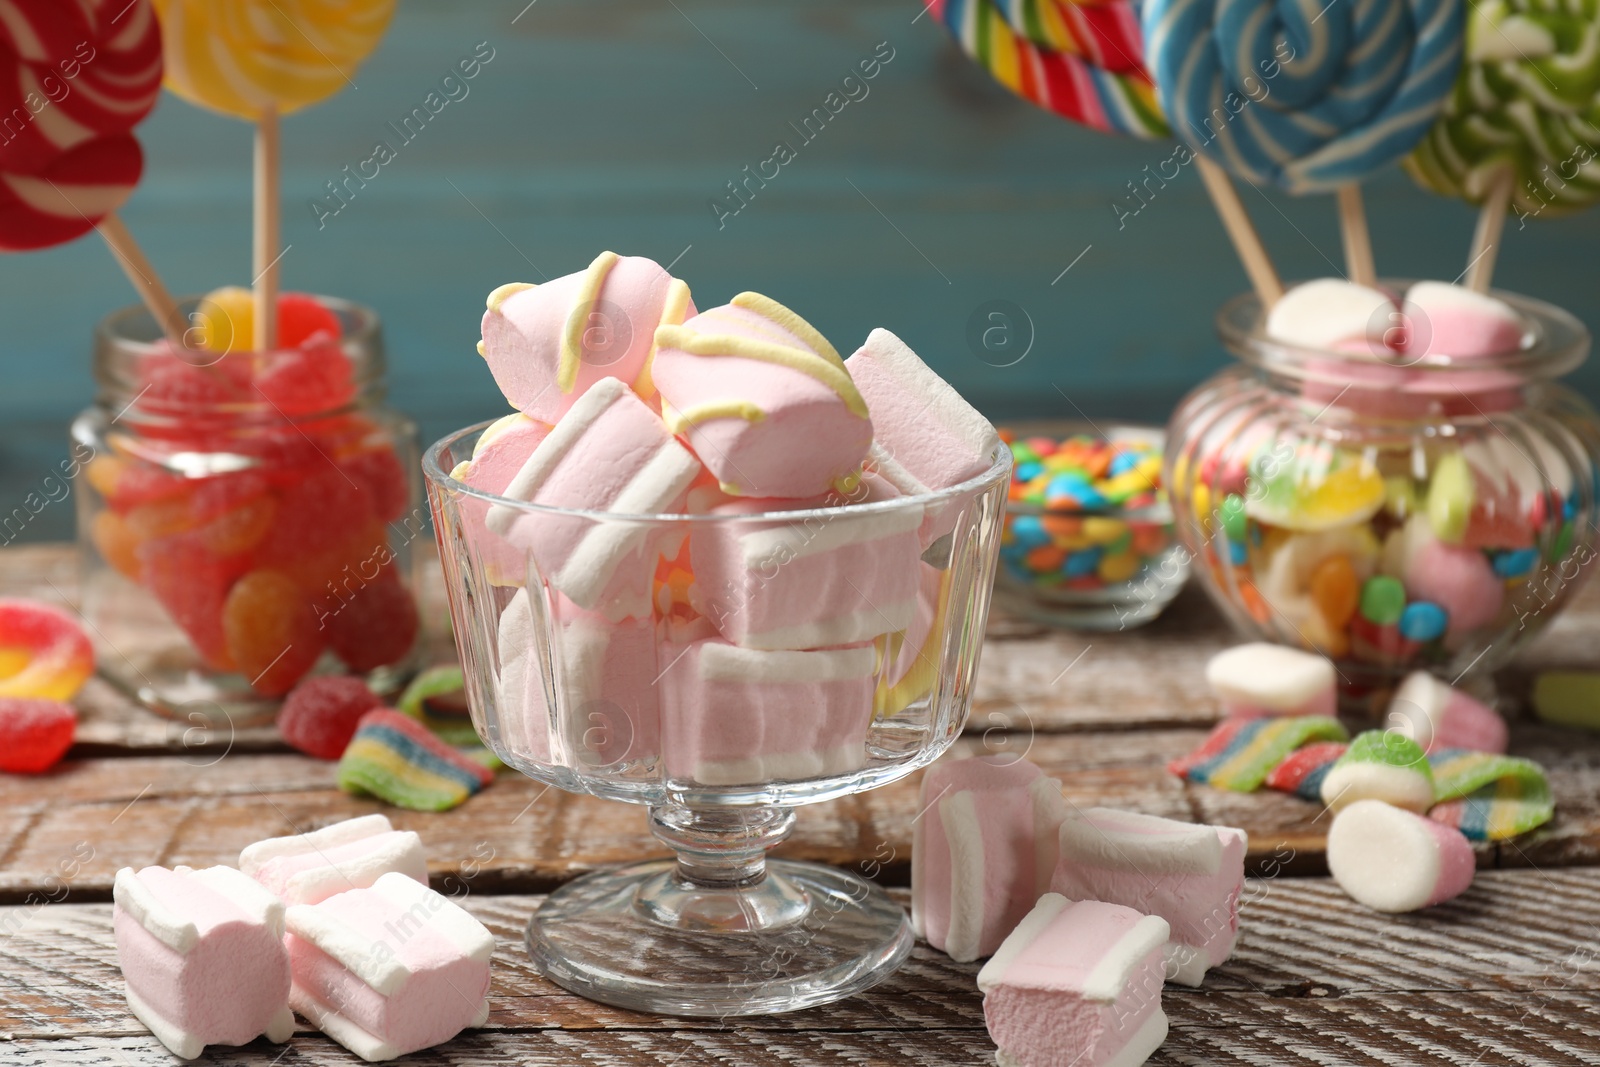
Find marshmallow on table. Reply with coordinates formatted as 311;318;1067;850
1206;643;1336;718
1400;281;1526;359
1051;808;1247;987
286;872;494;1061
478;251;693;423
451;412;551;587
239;814;427;906
487;376;702;612
1328;799;1475;913
1386;671;1508;754
652;292;873;499
688;473;923;650
845;328;1001;549
1320;730;1435;813
911;755;1067;963
659;636;877;785
113;865;294;1060
978;895;1170;1067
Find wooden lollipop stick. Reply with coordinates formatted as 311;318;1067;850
1337;184;1377;287
253;103;281;352
1194;154;1285;307
1466;168;1515;294
95;213;188;345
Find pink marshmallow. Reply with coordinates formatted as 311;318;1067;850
1205;643;1336;718
239;814;428;907
1400;281;1527;359
687;472;923;650
1327;799;1476;913
478;252;693;423
285;872;494;1061
658;636;876;785
1050;808;1247;987
113;865;294;1059
978;895;1170;1067
1385;671;1508;754
911;755;1067;962
452;413;552;587
553;601;660;769
652;292;873;498
1403;538;1505;637
494;587;552;766
487;376;702;612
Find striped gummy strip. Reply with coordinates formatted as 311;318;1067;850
338;709;495;813
1168;716;1349;792
1426;748;1555;841
1264;741;1349;802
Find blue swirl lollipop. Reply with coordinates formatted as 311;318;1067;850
1141;0;1466;193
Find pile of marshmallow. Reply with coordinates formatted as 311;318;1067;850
912;755;1246;1067
113;815;492;1061
454;252;1001;782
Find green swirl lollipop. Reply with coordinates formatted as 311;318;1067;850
1406;0;1600;284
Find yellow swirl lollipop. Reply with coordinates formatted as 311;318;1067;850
153;0;395;119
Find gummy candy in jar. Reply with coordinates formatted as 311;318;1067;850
72;293;424;725
996;422;1189;630
1165;281;1600;705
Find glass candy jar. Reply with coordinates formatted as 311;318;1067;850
73;297;424;726
425;422;1010;1016
1166;285;1600;702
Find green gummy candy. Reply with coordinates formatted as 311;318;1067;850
1531;671;1600;731
1359;575;1407;626
1426;452;1475;544
1343;729;1432;779
1220;494;1248;542
398;665;467;718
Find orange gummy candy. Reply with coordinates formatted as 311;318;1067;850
223;569;324;696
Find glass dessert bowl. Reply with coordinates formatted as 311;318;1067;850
1166;283;1600;704
424;423;1010;1017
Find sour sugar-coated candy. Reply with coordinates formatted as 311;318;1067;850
0;599;95;701
1328;799;1475;913
277;677;382;760
223;570;325;697
323;565;419;673
0;698;76;773
1320;730;1435;814
338;709;494;812
1531;671;1600;732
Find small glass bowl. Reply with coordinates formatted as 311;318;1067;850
995;421;1189;631
423;421;1011;1017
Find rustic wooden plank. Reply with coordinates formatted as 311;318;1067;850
3;873;1598;1063
6;718;1600;898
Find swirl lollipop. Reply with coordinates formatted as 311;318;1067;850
1142;0;1466;292
934;0;1167;136
151;0;396;350
0;0;183;336
1405;0;1600;290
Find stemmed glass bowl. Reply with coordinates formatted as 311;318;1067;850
424;422;1010;1016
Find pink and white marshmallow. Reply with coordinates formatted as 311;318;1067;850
911;755;1067;962
1326;799;1476;913
978;895;1170;1067
688;473;923;649
1050;808;1247;987
239;814;428;907
1385;672;1508;754
1265;279;1397;351
478;251;693;423
113;865;294;1059
1205;643;1336;718
487;376;701;613
1400;281;1526;359
452;413;552;587
652;292;874;499
659;635;876;785
285;872;494;1061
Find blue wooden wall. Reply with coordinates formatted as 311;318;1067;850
4;0;1598;542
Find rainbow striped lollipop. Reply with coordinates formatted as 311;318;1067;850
1141;0;1466;194
933;0;1167;137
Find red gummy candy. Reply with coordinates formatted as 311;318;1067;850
139;533;245;671
277;676;381;759
324;565;419;672
223;569;325;697
340;447;410;523
276;293;343;349
0;698;76;773
254;337;355;417
254;467;377;568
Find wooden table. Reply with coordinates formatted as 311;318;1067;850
4;543;1599;1065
